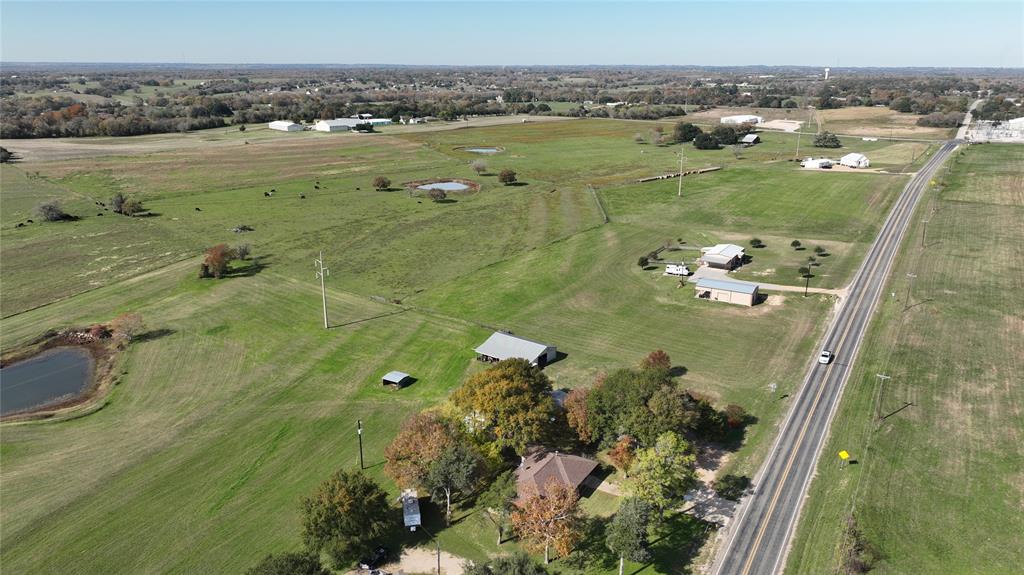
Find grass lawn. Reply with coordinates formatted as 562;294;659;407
0;117;923;574
785;144;1024;574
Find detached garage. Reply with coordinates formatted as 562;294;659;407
475;332;557;367
268;120;302;132
694;278;759;306
839;153;870;168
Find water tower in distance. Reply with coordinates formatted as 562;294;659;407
824;67;831;80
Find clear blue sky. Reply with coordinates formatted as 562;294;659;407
2;1;1021;67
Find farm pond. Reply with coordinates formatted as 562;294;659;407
464;147;501;154
0;347;94;416
416;181;470;191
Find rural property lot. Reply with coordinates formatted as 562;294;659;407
785;144;1024;574
0;118;934;573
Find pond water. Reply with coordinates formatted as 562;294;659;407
417;181;470;191
465;147;500;154
0;347;94;416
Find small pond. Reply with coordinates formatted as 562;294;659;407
417;181;470;192
1;347;94;416
465;147;501;154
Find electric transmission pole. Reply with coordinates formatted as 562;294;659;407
677;146;685;197
314;250;329;329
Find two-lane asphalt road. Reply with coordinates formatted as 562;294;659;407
712;140;960;575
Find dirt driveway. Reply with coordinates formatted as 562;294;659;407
379;547;466;575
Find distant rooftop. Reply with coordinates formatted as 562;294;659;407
694;277;759;295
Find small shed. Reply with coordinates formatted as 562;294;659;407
839;153;870;168
475;332;557;367
741;134;760;146
383;370;412;388
694;278;759;306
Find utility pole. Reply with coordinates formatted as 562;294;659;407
314;250;329;329
875;374;891;420
903;273;917;311
677;146;685;197
357;419;364;470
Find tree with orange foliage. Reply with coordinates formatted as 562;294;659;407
201;244;236;278
608;435;636;477
511;479;584;564
384;412;457;489
639;350;671;372
564;388;592;444
109;312;144;343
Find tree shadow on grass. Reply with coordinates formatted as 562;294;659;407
506;182;529;187
642;513;714;575
565;515;616;572
134;328;176;343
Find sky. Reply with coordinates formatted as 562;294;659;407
1;1;1022;68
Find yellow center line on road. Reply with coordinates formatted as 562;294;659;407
736;176;921;574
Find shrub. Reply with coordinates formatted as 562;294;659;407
673;122;702;143
428;188;447;202
791;240;802;249
122;197;145;216
750;238;763;248
693;133;720;150
471;159;487;174
372;176;391;190
711;126;739;145
637;256;649;269
35;200;71;222
498;169;517;185
712;474;751;501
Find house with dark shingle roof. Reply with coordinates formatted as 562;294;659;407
514;450;599;500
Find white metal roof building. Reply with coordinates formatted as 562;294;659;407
268;120;302;132
382;371;412;387
700;244;746;269
839;153;870;168
741;134;760;145
474;332;557;367
801;158;834;169
694;278;759;306
721;114;763;125
314;119;353;132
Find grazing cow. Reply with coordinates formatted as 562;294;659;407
300;194;306;199
97;213;104;216
314;185;320;190
195;207;202;211
26;219;33;223
264;191;271;197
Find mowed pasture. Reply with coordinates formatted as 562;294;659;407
2;118;919;573
786;144;1024;574
685;105;955;140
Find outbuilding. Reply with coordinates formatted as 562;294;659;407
475;332;557;367
700;244;746;270
694;278;759;306
801;157;833;169
382;370;413;388
314;119;353;132
740;134;760;146
839;153;870;168
268;120;302;132
721;114;763;125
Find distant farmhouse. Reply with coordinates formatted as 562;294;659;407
700;243;746;270
694;277;759;307
839;153;870;168
475;332;557;367
721;114;763;125
515;450;599;499
268;120;302;132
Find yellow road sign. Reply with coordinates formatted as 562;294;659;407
838;450;850;460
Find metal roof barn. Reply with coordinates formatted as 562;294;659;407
694;277;759;306
474;332;557;367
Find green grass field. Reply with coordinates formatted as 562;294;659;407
0;118;929;573
785;144;1024;574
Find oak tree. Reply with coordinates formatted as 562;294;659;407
511;479;584;564
300;470;394;569
384;412;457;489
